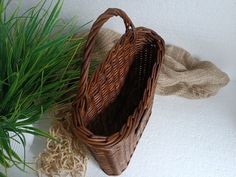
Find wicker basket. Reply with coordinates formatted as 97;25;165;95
72;8;165;175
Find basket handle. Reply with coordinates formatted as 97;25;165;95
78;8;135;97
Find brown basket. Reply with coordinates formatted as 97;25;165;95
72;8;165;176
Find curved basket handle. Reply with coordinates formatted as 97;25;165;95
78;8;135;97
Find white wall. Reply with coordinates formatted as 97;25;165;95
5;2;236;177
14;0;236;79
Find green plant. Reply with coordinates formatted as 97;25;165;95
0;0;96;176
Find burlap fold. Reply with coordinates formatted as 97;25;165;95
90;28;229;99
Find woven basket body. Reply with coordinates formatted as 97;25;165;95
72;8;165;175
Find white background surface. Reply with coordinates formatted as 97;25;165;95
4;0;236;177
5;81;236;177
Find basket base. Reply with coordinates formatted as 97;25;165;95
90;107;152;176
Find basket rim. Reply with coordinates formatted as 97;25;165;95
72;27;165;147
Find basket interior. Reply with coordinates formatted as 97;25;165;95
86;38;159;136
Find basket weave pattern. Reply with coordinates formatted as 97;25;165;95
72;8;165;175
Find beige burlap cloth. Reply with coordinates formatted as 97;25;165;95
91;28;230;99
36;28;229;177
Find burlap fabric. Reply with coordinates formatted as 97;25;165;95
90;28;230;99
